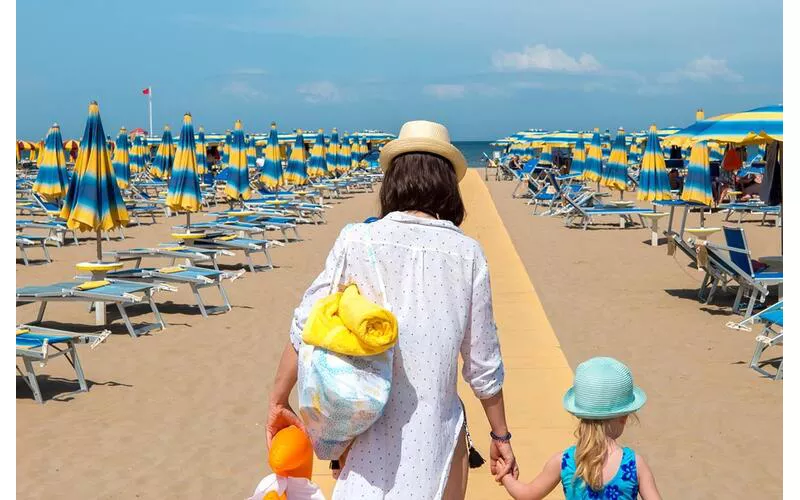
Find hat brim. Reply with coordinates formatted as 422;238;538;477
562;386;647;419
379;137;468;182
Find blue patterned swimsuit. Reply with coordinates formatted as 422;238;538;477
560;445;639;500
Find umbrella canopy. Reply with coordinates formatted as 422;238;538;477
33;124;69;200
359;136;369;156
222;129;232;166
285;129;309;185
537;144;553;166
601;129;629;192
224;120;252;200
152;126;174;180
308;128;328;178
326;128;340;176
350;137;360;171
246;135;257;169
690;104;782;145
112;127;131;189
260;122;283;189
661;110;732;149
338;133;352;175
131;135;147;174
196;126;207;175
166;113;202;213
60;101;129;259
681;141;713;207
636;126;672;201
582;129;603;182
570;134;586;174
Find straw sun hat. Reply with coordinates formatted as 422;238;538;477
379;120;468;182
562;357;647;419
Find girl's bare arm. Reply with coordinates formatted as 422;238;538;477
499;453;562;500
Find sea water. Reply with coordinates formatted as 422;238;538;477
452;141;501;168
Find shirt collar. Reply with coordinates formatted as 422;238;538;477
382;211;463;233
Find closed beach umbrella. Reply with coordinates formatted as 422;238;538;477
691;104;782;145
222;129;232;166
350;137;360;171
32;123;69;200
583;128;603;182
224;120;252;201
196;126;207;175
308;128;328;178
152;126;174;180
602;129;629;195
259;122;283;190
326;128;340;176
570;134;586;174
285;129;309;186
681;141;713;207
537;144;553;167
112;127;131;189
338;133;352;175
130;135;146;174
167;113;202;228
637;125;671;202
359;136;369;157
246;135;257;169
60;101;129;260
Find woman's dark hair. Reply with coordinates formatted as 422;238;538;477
379;152;466;226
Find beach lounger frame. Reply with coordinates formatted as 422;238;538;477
190;234;279;272
17;235;52;265
666;231;734;304
105;247;232;271
17;219;79;247
563;196;652;230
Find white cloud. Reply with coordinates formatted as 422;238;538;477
492;44;602;73
658;56;743;84
423;84;466;100
221;80;265;100
297;81;342;103
509;81;547;90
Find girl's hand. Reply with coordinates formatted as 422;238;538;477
490;439;519;482
266;401;305;447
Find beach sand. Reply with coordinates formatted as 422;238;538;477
17;172;782;499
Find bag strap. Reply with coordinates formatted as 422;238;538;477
364;226;390;310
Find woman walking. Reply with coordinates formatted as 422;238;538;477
267;120;515;499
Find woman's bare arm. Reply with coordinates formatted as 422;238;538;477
499;453;562;500
265;341;304;446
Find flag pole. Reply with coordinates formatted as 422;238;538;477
148;87;153;138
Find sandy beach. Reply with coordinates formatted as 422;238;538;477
17;172;781;499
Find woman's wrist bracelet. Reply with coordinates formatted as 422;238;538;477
490;431;512;442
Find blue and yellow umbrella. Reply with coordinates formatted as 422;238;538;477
583;128;603;182
246;135;257;170
167;113;202;221
32;123;69;200
570;134;586;174
60;101;129;260
326;128;340;176
196;126;207;175
537;143;553;167
112;127;131;189
308;128;328;178
224;120;252;201
359;136;369;157
350;137;360;171
259;122;283;190
285;129;309;186
338;133;352;175
637;125;671;202
152;126;174;180
222;129;232;166
681;140;713;207
691;104;782;145
601;128;629;194
130;135;146;174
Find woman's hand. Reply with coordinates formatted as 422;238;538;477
490;439;519;482
266;401;305;447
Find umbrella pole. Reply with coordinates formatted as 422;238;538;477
186;212;191;233
95;229;103;261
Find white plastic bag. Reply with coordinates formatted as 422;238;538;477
247;474;325;500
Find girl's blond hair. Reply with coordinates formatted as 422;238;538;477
572;415;637;492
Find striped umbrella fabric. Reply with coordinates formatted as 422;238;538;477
196;126;207;175
602;129;629;193
308;128;328;178
32;123;69;200
690;104;782;145
222;129;232;166
350;137;360;171
338;133;352;175
359;136;369;157
167;113;202;214
582;128;603;182
152;126;174;180
661;111;732;149
224;120;252;200
60;101;129;259
246;135;257;169
259;122;283;189
131;135;147;174
570;134;586;174
326;128;340;176
681;141;713;207
285;129;309;186
637;126;672;202
537;143;553;166
112;127;131;189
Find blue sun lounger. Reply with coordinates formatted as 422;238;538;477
17;219;79;247
563;196;653;230
727;301;783;380
16;325;110;404
16;280;166;338
666;231;735;304
188;232;278;272
722;202;781;226
105;246;232;271
17;235;52;265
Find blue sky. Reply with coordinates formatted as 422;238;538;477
17;0;782;140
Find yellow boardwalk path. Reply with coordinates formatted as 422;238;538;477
311;170;575;498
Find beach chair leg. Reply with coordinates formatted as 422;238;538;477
218;283;232;312
42;243;52;263
698;273;711;300
733;285;745;313
149;293;165;329
71;231;79;245
264;248;274;269
20;247;29;266
744;292;758;318
69;343;88;393
117;303;138;338
36;301;48;323
22;358;44;404
190;284;209;318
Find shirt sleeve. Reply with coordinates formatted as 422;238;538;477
289;225;351;351
460;246;505;399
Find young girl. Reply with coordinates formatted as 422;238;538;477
497;357;661;500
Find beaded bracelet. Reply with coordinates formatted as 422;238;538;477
490;431;512;443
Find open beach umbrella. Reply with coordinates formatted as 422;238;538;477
637;125;671;202
601;129;629;197
112;127;131;189
259;122;283;190
60;101;129;260
196;126;207;175
285;129;309;186
246;135;257;170
582;128;603;183
326;128;340;176
570;134;586;174
152;126;174;180
691;104;782;145
681;141;713;207
338;133;352;175
32;124;69;200
537;144;553;167
308;128;328;178
224;120;252;201
167;113;202;229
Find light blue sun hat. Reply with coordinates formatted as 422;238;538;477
563;357;647;419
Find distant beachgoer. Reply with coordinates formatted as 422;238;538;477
668;168;683;192
267;120;515;499
497;357;662;500
509;155;522;170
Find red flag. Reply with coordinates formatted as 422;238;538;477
142;87;150;95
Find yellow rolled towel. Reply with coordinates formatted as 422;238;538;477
302;284;397;356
